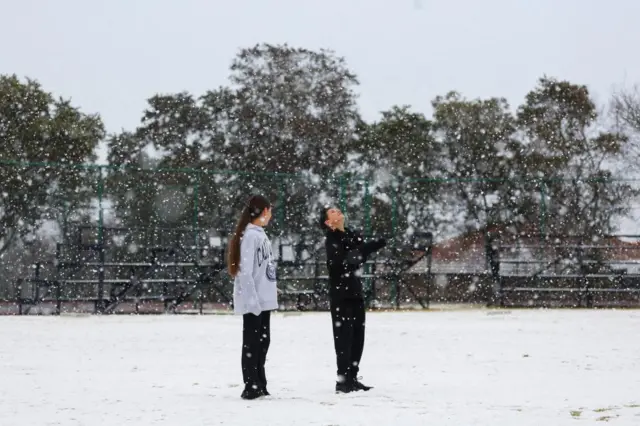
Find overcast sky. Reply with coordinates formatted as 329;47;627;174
2;0;639;140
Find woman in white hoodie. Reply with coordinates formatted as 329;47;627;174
227;195;278;400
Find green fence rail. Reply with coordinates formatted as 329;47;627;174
3;159;639;245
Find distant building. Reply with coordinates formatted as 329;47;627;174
409;225;640;280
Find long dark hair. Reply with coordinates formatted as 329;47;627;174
227;195;272;277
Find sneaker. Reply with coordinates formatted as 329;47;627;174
335;381;354;394
352;377;372;391
241;386;264;400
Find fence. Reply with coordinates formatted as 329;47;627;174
0;160;573;238
2;160;640;311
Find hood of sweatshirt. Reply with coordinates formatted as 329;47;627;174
245;223;265;236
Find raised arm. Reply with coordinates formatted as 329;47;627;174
326;236;387;275
354;238;387;262
346;230;387;266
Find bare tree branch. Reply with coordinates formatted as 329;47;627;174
612;85;640;132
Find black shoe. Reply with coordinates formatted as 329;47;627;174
352;377;372;391
262;387;271;396
241;386;264;400
335;381;354;394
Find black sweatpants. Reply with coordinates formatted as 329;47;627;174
241;310;271;390
330;298;366;382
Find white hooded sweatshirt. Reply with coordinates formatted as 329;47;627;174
233;223;278;315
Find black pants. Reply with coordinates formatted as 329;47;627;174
330;298;366;382
241;311;271;390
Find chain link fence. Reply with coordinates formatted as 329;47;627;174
2;160;639;310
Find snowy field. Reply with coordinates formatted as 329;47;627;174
1;310;639;426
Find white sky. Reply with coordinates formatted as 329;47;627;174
2;0;639;153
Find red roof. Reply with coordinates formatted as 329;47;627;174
433;225;640;262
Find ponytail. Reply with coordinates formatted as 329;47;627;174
227;195;271;277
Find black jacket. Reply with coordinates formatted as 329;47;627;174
325;228;386;301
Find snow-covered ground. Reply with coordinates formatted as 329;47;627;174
0;309;639;426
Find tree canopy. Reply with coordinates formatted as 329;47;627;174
1;44;636;256
0;74;104;256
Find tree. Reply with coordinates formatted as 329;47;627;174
104;88;242;251
0;74;104;256
517;76;634;237
431;92;527;234
136;92;216;168
223;43;360;175
354;106;442;239
215;43;362;235
105;44;362;240
106;93;212;236
611;85;640;167
611;85;640;134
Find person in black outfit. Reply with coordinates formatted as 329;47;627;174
320;206;386;393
